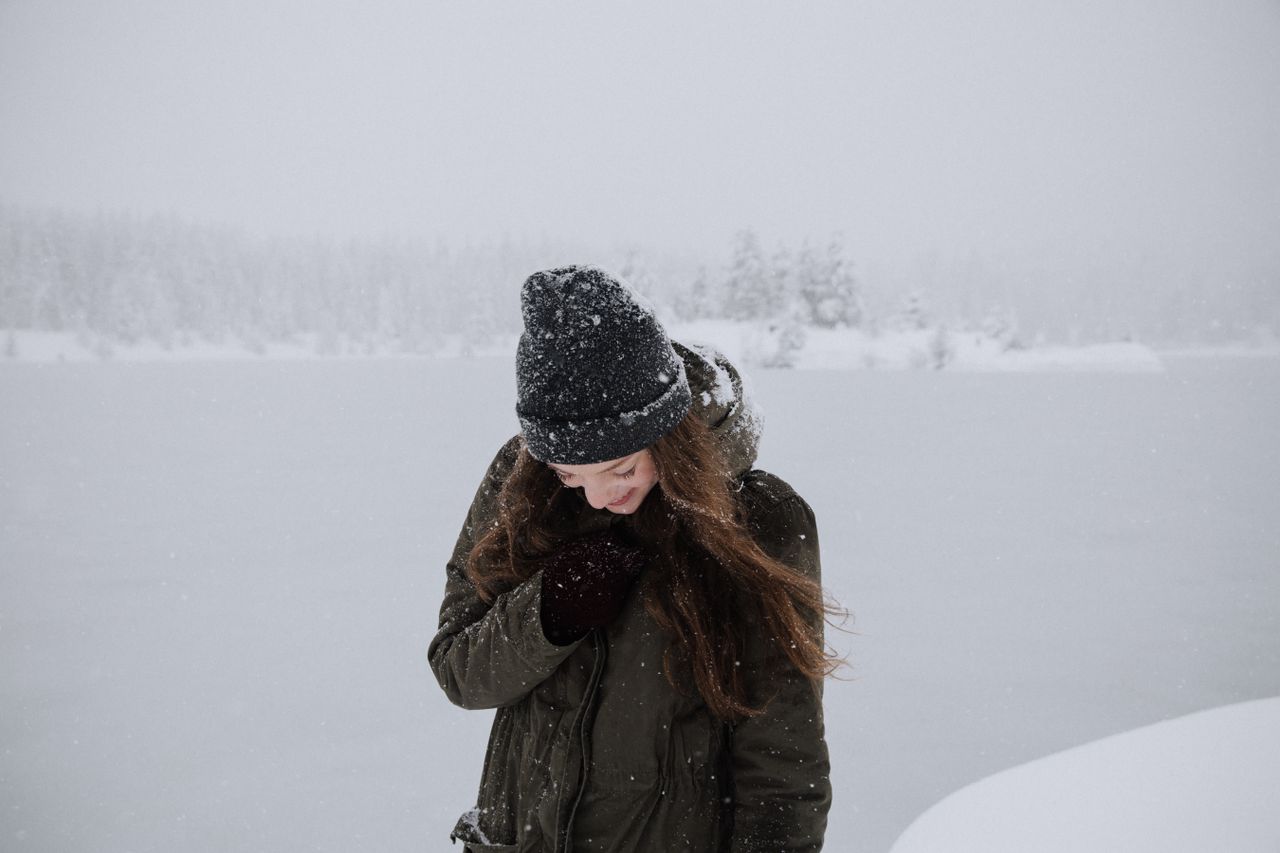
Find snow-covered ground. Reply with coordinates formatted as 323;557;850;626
670;320;1170;373
0;327;1197;372
889;696;1280;853
2;355;1278;852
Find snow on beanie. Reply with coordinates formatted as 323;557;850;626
516;265;692;465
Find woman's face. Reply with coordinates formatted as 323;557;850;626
548;449;659;514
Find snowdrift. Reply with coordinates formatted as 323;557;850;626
889;697;1280;853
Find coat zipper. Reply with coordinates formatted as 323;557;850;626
558;629;608;852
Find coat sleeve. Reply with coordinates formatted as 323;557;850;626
427;437;584;710
731;489;832;853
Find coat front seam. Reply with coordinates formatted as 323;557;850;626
557;629;608;852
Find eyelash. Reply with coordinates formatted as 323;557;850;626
554;467;636;482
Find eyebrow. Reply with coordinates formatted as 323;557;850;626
550;455;636;475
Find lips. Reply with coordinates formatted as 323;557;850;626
608;489;635;507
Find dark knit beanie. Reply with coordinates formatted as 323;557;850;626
516;265;692;465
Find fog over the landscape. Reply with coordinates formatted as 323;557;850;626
4;6;1280;852
3;0;1279;320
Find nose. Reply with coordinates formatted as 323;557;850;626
583;482;617;510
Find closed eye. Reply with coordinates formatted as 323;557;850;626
551;466;634;482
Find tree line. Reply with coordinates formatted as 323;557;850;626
1;204;1274;356
0;207;880;355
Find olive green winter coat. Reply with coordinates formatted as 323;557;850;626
429;343;831;852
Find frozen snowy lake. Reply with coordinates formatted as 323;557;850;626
2;355;1278;852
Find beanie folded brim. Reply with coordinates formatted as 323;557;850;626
519;360;692;465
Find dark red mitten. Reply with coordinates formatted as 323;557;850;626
539;531;648;645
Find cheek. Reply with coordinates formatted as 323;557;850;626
635;469;660;497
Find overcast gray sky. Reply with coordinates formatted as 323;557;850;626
2;0;1278;278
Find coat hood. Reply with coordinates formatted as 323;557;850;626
672;340;761;479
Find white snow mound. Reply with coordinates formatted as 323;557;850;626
889;697;1280;853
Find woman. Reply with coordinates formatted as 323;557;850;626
430;265;838;852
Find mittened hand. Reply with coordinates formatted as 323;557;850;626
539;531;648;645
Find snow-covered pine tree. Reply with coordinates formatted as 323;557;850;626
722;230;777;321
897;291;931;331
673;266;716;322
796;236;863;328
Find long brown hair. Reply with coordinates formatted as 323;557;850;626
467;414;842;720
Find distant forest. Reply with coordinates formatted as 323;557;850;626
1;204;1275;355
